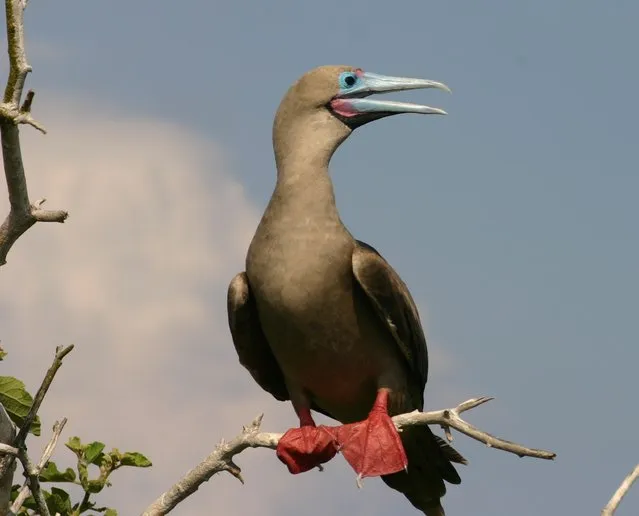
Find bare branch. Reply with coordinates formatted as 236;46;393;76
142;415;280;515
142;398;555;515
31;208;68;222
10;418;67;514
0;444;17;457
3;0;31;107
602;463;639;516
0;0;64;267
14;345;74;447
393;397;555;460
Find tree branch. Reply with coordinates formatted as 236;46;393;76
393;396;555;459
142;397;556;515
10;418;67;514
14;345;73;447
602;463;639;516
0;0;67;267
0;444;17;457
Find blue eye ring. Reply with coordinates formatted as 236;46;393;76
339;71;358;90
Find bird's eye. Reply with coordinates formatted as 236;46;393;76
339;72;358;90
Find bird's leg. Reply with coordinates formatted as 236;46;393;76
276;406;339;474
333;389;408;479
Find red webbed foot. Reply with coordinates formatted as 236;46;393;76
276;410;339;474
334;389;407;478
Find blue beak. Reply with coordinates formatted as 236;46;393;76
330;71;450;120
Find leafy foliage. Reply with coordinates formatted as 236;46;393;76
0;350;152;514
0;375;41;435
10;436;151;515
39;462;76;483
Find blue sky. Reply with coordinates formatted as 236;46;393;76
1;1;637;515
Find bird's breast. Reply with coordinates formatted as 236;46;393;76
246;217;372;381
246;211;353;310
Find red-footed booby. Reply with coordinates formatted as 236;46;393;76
227;65;465;515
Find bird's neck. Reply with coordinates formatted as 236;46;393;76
272;155;340;222
271;116;348;220
273;119;345;179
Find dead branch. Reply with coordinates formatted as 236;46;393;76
0;0;67;267
602;463;639;516
142;397;555;515
393;396;555;459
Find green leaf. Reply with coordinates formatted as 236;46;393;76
0;347;7;361
39;461;76;482
46;486;72;514
120;452;152;468
0;376;41;435
86;479;106;493
66;436;84;454
104;509;118;516
20;492;38;510
84;441;106;464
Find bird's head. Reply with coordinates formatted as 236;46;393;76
273;65;450;168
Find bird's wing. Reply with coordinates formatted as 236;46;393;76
352;241;428;406
227;272;289;401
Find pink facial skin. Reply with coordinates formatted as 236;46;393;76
330;98;359;118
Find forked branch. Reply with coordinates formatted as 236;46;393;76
142;397;555;516
394;396;555;459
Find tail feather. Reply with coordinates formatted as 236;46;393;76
433;435;468;466
382;425;464;514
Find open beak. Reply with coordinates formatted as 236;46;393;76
330;71;450;124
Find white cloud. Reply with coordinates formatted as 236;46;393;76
0;99;462;515
0;98;294;515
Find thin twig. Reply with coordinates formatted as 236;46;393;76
3;0;30;106
11;418;68;513
14;345;74;446
19;89;33;112
602;463;639;516
142;397;555;515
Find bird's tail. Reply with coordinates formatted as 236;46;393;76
381;425;466;515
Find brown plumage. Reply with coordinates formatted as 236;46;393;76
227;65;464;514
